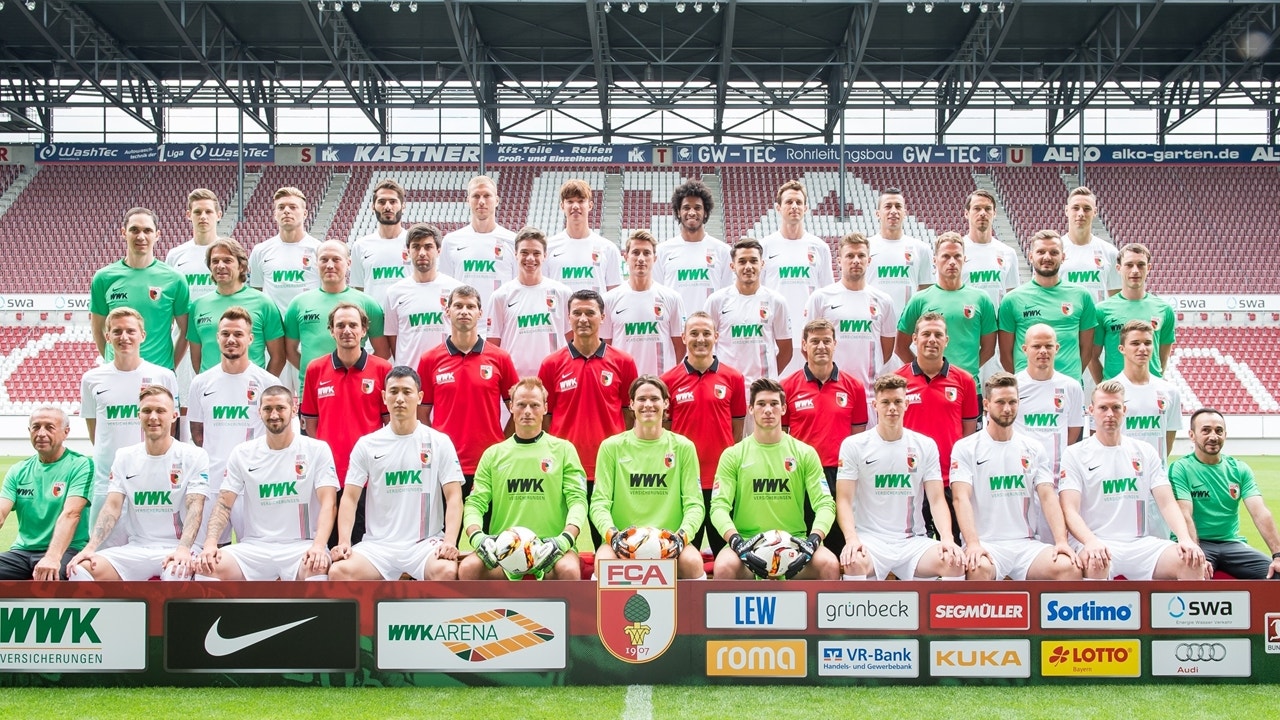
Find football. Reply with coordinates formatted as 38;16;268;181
493;526;541;576
744;529;803;579
616;526;679;559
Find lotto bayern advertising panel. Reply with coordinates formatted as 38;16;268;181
0;568;1277;687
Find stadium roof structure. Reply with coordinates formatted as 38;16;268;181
1;0;1278;144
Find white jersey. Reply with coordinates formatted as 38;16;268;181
654;235;733;313
1061;235;1120;303
383;274;462;366
185;363;280;490
349;230;409;307
804;283;897;396
704;285;792;381
107;441;210;546
602;283;686;375
963;238;1021;305
1059;435;1168;542
488;278;573;377
345;424;464;543
1014;370;1085;475
222;434;339;543
80;362;181;490
248;234;322;312
949;431;1052;542
760;232;834;356
1112;373;1182;461
867;234;933;312
165;240;216;301
545;231;623;294
439;224;518;312
836;429;942;539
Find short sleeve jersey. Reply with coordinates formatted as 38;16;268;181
248;234;322;312
760;232;834;347
80;361;181;490
344;424;464;543
963;238;1021;304
590;430;704;539
383;274;462;367
284;286;385;389
1095;293;1177;378
867;234;934;311
1060;236;1121;303
418;338;520;474
463;433;589;537
897;284;997;378
655;235;733;313
487;278;573;378
709;434;835;539
1014;370;1085;476
897;360;979;485
439;224;518;311
186;285;285;372
660;358;748;489
349;230;409;307
949;431;1052;542
998;280;1097;380
704;285;792;381
165;240;216;301
1169;454;1260;543
90;259;191;368
299;350;392;484
186;363;280;491
780;365;868;466
837;429;941;540
221;434;339;543
803;283;897;396
1112;374;1182;461
1059;435;1168;542
0;449;93;552
538;343;638;480
107;441;210;546
602;283;686;376
544;231;623;294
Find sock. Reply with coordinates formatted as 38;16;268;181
194;574;219;581
305;574;329;581
841;574;870;581
68;567;94;581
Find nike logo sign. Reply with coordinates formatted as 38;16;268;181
864;459;876;464
125;474;138;479
374;454;387;460
551;251;567;258
976;459;990;465
768;254;781;260
248;466;264;472
96;389;110;395
204;616;317;657
615;308;626;314
829;304;842;310
1087;465;1101;472
204;390;217;396
508;301;519;307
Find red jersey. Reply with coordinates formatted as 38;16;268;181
300;350;392;486
538;342;638;480
418;337;519;474
781;364;868;466
660;357;747;489
895;359;978;486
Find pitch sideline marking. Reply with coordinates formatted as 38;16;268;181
622;684;653;720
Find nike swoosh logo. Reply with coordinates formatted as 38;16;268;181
248;466;263;472
615;308;626;314
551;251;566;258
96;389;110;395
204;616;316;657
125;474;138;479
768;254;781;260
1087;465;1101;472
204;390;217;396
864;459;876;464
829;304;842;309
374;454;387;460
508;301;519;307
976;459;989;465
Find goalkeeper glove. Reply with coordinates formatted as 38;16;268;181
732;533;771;579
531;531;575;573
470;531;499;569
784;533;822;579
609;526;635;557
668;529;687;558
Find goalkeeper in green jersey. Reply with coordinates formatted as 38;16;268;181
591;375;707;579
710;377;839;579
459;378;589;580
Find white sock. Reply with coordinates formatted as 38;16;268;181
937;574;965;581
68;567;94;581
690;573;707;580
194;574;219;581
841;574;870;581
305;574;328;581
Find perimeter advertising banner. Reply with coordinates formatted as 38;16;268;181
0;580;1277;686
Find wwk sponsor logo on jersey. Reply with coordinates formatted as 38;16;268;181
1151;639;1251;677
377;600;565;672
706;639;807;678
930;592;1029;631
0;600;146;672
165;599;358;673
819;640;919;678
930;640;1030;678
1151;592;1250;630
1040;640;1140;677
818;592;919;630
706;591;807;630
1040;592;1141;630
597;560;676;664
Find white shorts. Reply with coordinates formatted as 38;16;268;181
1106;536;1176;580
221;539;312;580
350;537;443;580
861;532;938;580
982;538;1053;581
94;544;172;581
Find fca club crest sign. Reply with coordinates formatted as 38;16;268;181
597;559;676;664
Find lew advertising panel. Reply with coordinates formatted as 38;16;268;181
818;640;920;678
1151;592;1250;630
1041;640;1141;678
1151;639;1252;678
706;639;807;678
164;599;358;673
929;640;1031;678
705;591;808;630
930;592;1030;631
0;599;145;672
377;600;566;672
817;592;919;630
1039;592;1141;631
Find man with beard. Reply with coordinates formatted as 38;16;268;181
350;179;410;307
655;180;731;313
186;238;285;376
998;230;1097;382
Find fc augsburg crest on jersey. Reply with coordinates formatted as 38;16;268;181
1229;483;1240;500
784;457;797;473
295;454;308;479
361;378;375;394
51;481;66;498
597;559;676;664
540;458;554;473
1060;302;1073;316
714;384;728;399
1131;457;1142;474
420;444;432;468
835;391;849;408
479;364;494;380
944;387;958;402
664;453;675;468
170;463;182;488
963;305;975;319
600;370;614;386
148;286;161;301
906;452;918;471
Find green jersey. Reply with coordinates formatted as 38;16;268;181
709;434;834;539
897;283;996;377
465;433;589;537
1169;453;1259;543
186;285;285;372
998;280;1097;380
0;449;93;552
90;259;190;368
284;287;384;388
590;430;704;539
1094;292;1176;379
